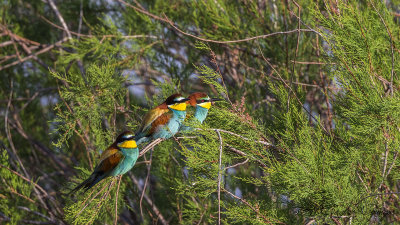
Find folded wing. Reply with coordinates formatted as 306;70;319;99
69;147;123;194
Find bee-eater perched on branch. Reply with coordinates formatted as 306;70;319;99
180;92;222;131
70;131;139;194
135;93;190;145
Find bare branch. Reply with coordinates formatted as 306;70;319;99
370;0;395;96
385;151;398;178
73;180;109;219
379;141;390;190
0;40;13;47
223;189;279;224
86;180;115;224
256;42;330;136
46;0;72;39
17;206;53;222
139;138;163;157
114;176;122;225
0;37;71;71
129;174;168;225
140;149;153;218
225;144;268;169
39;14;157;39
215;130;223;225
225;158;249;170
212;128;273;146
116;0;313;44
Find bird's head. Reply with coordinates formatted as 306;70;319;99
187;92;223;110
116;131;137;149
165;93;190;111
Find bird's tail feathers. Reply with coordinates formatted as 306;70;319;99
69;172;105;195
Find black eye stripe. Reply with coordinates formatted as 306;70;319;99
196;99;210;104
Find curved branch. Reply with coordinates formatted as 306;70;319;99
116;0;314;44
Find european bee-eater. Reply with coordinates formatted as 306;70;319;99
135;93;190;144
70;131;138;194
180;92;222;131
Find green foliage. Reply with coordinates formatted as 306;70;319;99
0;150;36;224
51;63;125;149
64;173;126;225
2;0;400;224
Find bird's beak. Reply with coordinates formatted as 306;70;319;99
211;98;223;102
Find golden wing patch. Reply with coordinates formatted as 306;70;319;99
140;107;169;132
149;113;172;134
99;146;119;163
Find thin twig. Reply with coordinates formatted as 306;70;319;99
56;85;93;170
0;25;41;45
216;129;272;146
85;180;115;225
196;128;273;146
256;42;330;136
46;0;88;75
4;83;62;221
4;80;27;176
165;14;312;44
78;180;106;208
215;130;223;225
39;14;157;39
225;158;250;170
114;176;122;225
0;37;71;71
370;0;395;96
290;60;335;65
164;14;312;44
351;191;400;210
116;0;313;44
0;40;13;47
385;151;398;178
17;206;53;221
140;148;153;218
379;141;390;190
129;173;168;225
10;187;36;203
9;114;70;172
74;180;110;219
46;0;72;39
225;144;268;169
288;0;301;112
77;0;83;40
139;138;163;157
0;164;47;195
208;48;233;105
223;189;279;224
0;164;61;222
356;171;369;193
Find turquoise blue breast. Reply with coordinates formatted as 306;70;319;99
110;147;139;176
153;109;186;139
181;106;209;131
193;106;209;124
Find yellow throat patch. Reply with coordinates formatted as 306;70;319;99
199;102;211;109
118;140;137;149
169;102;187;111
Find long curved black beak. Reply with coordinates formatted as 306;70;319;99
211;98;223;102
